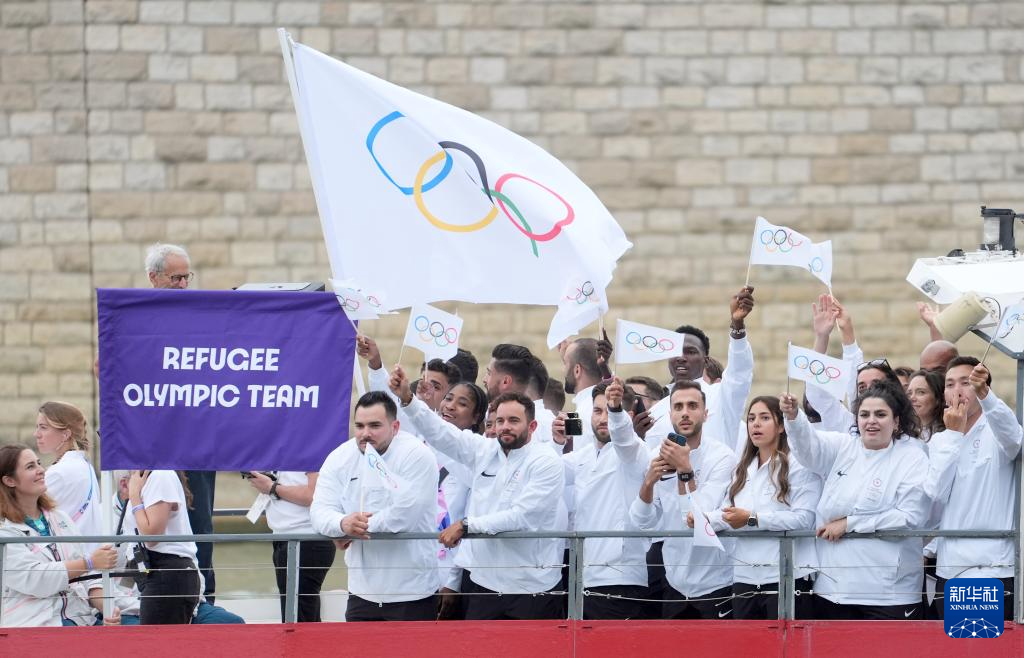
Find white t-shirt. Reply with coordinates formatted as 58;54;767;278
45;451;102;547
265;471;315;535
123;470;197;560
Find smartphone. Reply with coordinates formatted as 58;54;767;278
667;432;687;446
240;471;278;481
564;412;583;436
633;398;646;414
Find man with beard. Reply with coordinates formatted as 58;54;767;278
645;286;756;454
310;392;440;621
558;336;614;453
483;344;556;449
563;377;652;619
391;366;567;620
630;381;738;619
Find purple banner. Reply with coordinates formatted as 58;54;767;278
98;288;355;471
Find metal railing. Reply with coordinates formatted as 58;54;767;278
1;527;1018;624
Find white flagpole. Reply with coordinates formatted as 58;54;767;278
353;349;366;396
277;28;344;282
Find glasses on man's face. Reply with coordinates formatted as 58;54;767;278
166;272;194;285
857;358;891;373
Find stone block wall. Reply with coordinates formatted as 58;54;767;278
2;0;1024;441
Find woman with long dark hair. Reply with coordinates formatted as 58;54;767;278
781;381;928;620
709;396;821;619
0;445;117;626
124;469;200;624
907;369;945;442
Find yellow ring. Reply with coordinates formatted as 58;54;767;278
413;151;497;232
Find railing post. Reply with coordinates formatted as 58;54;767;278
566;535;577;620
778;535;795;621
284;539;299;623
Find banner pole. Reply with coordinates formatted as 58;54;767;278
744;258;752;288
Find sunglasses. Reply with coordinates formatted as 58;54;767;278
857;358;891;373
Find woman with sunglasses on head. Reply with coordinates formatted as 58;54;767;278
708;396;822;619
0;445;118;626
33;402;102;548
780;381;929;620
808;295;905;433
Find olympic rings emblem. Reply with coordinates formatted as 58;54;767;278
366;111;576;257
792;355;842;385
999;312;1023;339
625;331;676;354
759;228;803;253
808;257;824;273
339;296;361;312
414;315;459;348
566;281;598;305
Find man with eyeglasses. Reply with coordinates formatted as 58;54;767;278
143;243;217;603
146;243;194;289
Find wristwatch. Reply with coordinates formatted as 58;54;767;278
269;482;280;500
677;471;694;482
746;512;758;527
461;518;469;534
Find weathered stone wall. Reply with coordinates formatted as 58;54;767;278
2;0;1023;441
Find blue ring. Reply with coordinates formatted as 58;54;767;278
366;111;453;195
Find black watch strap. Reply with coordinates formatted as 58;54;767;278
677;471;694;482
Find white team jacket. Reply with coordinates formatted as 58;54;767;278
785;411;929;606
404;397;567;595
0;509;97;627
310;430;440;603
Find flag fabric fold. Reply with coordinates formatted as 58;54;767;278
287;39;631;310
787;343;851;401
749;216;833;288
546;276;608;348
402;303;463;362
687;492;725;552
613;318;682;364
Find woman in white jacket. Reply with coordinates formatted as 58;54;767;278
781;381;929;620
34;402;102;543
709;396;822;619
0;445;117;627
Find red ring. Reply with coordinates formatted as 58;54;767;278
493;173;575;242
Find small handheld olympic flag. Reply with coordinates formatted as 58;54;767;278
748;217;833;289
331;278;385;322
403;303;463;362
686;491;724;552
614;318;682;365
364;443;401;491
546;276;608;349
787;343;850;401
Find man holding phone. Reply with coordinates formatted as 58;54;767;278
562;377;653;619
630;381;738;619
644;286;756;454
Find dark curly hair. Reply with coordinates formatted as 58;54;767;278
850;380;920;440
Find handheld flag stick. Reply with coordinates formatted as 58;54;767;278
744;258;752;288
980;317;1003;367
786;377;790;396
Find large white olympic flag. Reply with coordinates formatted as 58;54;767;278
284;36;632;310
